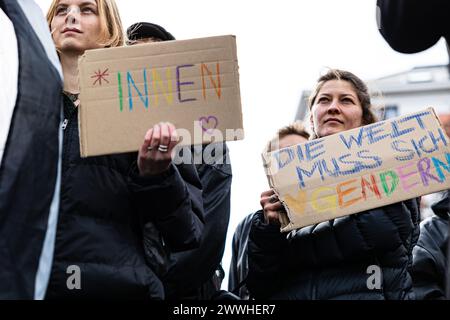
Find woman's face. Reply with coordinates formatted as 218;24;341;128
50;0;103;54
310;80;363;138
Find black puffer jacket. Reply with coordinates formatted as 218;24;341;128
412;193;449;300
228;213;253;299
45;95;204;299
247;198;420;300
163;143;232;299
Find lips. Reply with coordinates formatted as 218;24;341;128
324;118;343;124
62;28;81;34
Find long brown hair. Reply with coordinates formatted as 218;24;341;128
308;69;377;128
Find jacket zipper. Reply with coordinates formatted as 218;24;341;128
62;118;68;130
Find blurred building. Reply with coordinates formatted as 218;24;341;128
369;64;450;121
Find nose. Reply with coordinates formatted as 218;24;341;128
65;6;81;26
327;99;341;113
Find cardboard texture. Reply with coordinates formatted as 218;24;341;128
263;108;450;232
78;35;243;157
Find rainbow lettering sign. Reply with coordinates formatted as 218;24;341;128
115;63;222;112
262;108;450;232
78;35;243;157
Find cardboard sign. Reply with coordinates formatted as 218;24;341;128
78;35;243;157
263;108;450;232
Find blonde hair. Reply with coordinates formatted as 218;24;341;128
265;121;310;153
47;0;124;48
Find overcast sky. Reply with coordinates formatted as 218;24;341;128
37;0;449;290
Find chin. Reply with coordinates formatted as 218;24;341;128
60;42;86;54
320;128;343;138
60;39;80;48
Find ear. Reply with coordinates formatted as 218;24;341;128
309;112;315;130
309;112;319;138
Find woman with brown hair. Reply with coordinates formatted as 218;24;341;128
247;69;420;300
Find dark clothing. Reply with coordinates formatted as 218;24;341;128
0;0;62;299
377;0;450;53
412;195;449;300
127;22;175;41
163;144;232;299
228;213;254;299
378;0;450;299
45;95;204;299
247;198;420;300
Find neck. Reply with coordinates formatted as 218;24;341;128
60;52;81;94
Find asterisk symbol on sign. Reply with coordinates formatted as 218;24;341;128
91;68;110;86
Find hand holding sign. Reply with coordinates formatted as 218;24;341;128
138;122;179;176
260;189;284;225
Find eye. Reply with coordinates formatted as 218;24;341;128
55;6;68;15
317;97;329;103
341;97;354;104
82;6;95;13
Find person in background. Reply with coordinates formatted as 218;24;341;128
246;69;420;300
412;192;449;299
44;0;203;299
228;122;310;299
420;115;450;220
126;21;175;45
378;0;450;299
0;0;63;299
126;22;234;299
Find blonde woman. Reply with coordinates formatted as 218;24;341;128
45;0;204;299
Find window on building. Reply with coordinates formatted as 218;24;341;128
378;105;398;120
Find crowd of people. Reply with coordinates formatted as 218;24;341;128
0;0;448;300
